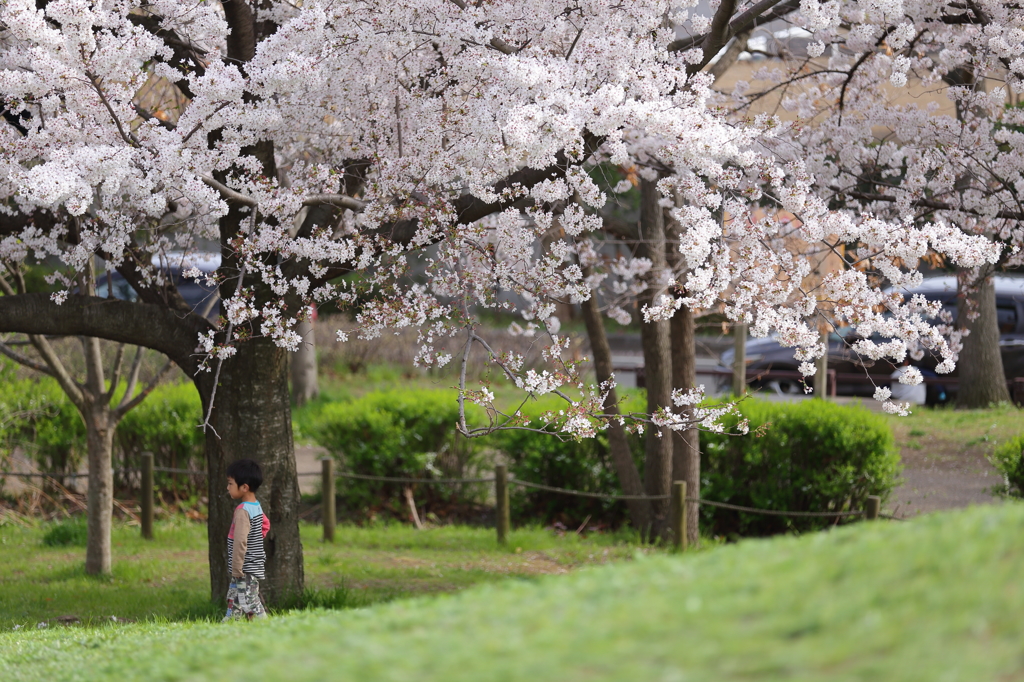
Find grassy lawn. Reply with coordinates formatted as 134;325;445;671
884;402;1023;458
3;503;1024;681
0;519;644;629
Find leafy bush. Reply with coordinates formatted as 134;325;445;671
0;370;85;481
490;393;645;527
42;517;88;547
991;434;1024;497
114;381;204;494
701;399;900;536
309;390;485;519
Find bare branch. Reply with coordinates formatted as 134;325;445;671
114;359;174;419
0;338;56;376
31;334;86;409
118;346;145;409
105;344;127;402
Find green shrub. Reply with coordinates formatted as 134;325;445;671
991;434;1024;497
114;382;204;493
0;370;85;479
42;517;88;547
701;399;901;536
310;390;485;519
490;393;645;527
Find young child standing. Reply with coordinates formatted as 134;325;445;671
223;459;270;621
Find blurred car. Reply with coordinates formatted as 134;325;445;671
92;251;221;319
716;275;1024;402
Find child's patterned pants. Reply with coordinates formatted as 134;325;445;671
223;576;267;622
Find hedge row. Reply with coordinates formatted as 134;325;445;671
0;374;203;493
2;371;903;535
305;391;901;533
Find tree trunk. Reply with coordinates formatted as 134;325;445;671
84;403;114;575
957;271;1010;408
670;304;700;546
291;317;319;406
199;336;304;605
637;177;673;542
579;263;651;532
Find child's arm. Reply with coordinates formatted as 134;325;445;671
231;506;250;578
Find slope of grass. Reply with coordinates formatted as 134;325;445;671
0;519;643;629
4;503;1024;681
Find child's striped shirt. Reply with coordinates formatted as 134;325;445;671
227;501;269;579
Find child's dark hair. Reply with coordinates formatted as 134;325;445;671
226;459;263;492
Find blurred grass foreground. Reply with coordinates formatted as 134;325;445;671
4;503;1024;681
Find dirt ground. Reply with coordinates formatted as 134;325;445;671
889;436;1005;518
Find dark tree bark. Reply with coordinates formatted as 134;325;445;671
197;337;304;605
957;271;1010;408
636;178;674;542
670;305;700;546
579;263;651;533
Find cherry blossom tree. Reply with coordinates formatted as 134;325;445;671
1;0;1016;596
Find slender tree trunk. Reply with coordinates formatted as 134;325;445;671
670;305;700;546
579;264;651;532
291;317;319;406
637;177;673;542
957;271;1010;408
84;403;114;575
199;336;304;606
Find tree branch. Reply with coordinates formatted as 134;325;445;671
0;293;208;375
114;358;175;419
119;345;145;409
0;338;56;377
669;0;799;55
847;191;1024;221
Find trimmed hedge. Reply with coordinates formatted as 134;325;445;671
0;372;85;482
114;382;205;493
309;390;487;519
991;434;1024;497
491;393;645;527
701;399;901;536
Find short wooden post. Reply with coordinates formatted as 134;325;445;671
814;329;829;399
732;322;747;396
671;481;687;551
865;495;881;520
322;458;336;542
495;464;510;545
141;452;154;540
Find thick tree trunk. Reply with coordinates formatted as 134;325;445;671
957;272;1010;408
579;264;651;532
670;305;700;546
291;317;319;406
637;177;673;542
84;404;114;575
199;336;304;605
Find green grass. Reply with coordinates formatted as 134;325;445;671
3;504;1024;681
885;402;1023;454
0;518;644;629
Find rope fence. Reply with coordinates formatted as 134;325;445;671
4;454;893;547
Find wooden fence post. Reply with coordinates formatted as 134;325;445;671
671;480;687;552
141;452;154;540
322;458;336;542
495;464;510;545
865;495;881;520
732;322;747;396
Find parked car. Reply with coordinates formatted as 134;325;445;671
715;275;1024;402
92;251;221;319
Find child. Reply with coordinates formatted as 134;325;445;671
223;459;270;621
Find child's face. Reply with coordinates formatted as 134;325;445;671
226;477;249;500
